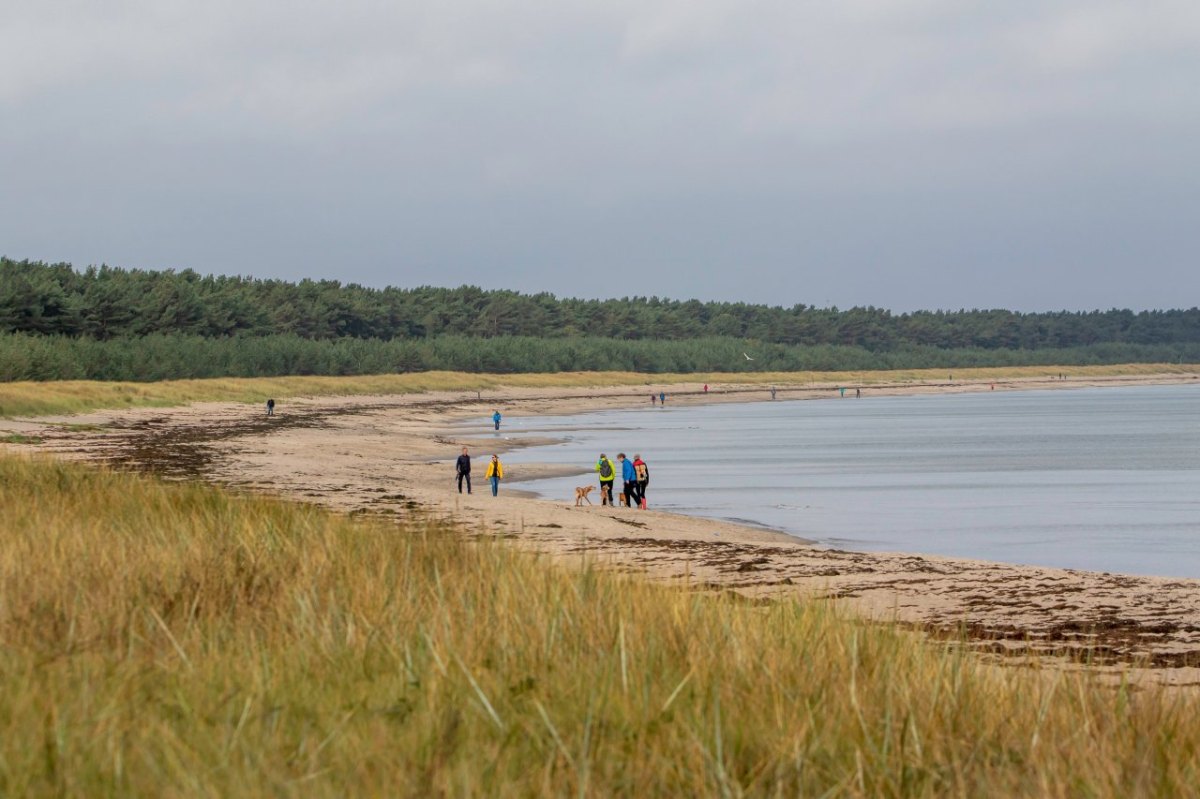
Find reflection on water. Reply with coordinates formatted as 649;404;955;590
498;384;1200;578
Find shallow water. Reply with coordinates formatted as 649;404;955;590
494;384;1200;578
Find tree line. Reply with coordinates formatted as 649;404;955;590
5;257;1200;351
2;332;1196;383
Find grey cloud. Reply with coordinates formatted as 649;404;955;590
2;0;1198;311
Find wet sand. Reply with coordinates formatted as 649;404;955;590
5;372;1200;684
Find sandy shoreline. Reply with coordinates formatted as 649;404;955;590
5;371;1200;682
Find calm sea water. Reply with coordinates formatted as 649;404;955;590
493;384;1200;578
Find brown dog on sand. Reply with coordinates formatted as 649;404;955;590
574;486;594;506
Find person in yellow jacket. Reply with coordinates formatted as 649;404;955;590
485;454;504;496
594;453;616;505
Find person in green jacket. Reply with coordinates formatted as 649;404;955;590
595;454;616;506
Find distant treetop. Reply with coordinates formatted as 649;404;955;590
3;256;1198;350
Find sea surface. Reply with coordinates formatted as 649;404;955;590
492;384;1200;578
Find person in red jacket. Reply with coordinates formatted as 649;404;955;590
632;454;650;509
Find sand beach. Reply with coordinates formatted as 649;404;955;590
5;371;1200;683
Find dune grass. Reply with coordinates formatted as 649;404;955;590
2;363;1195;419
1;454;1197;796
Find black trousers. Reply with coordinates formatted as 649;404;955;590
637;481;648;505
622;481;640;506
457;473;471;493
600;481;614;505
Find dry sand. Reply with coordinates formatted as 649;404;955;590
6;372;1200;684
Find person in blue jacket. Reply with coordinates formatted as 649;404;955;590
493;409;502;430
617;453;640;508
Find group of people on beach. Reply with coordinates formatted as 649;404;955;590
456;409;651;508
594;452;650;509
455;447;503;496
455;444;652;509
453;410;508;496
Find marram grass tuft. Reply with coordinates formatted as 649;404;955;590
1;454;1197;796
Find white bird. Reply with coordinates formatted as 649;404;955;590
743;352;754;360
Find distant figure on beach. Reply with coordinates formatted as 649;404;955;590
485;454;503;496
595;453;616;506
266;398;275;416
633;454;649;509
659;391;666;405
949;373;953;381
770;386;777;400
855;388;861;398
703;384;708;394
839;386;846;397
455;447;472;494
991;383;995;390
618;453;640;508
493;410;502;430
651;393;656;406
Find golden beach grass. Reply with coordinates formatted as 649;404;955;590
1;363;1194;418
1;454;1197;796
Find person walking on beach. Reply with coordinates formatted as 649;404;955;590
485;454;503;496
770;386;776;400
659;391;666;405
595;453;616;506
703;384;708;394
455;447;472;494
855;388;861;398
633;454;649;509
493;410;502;431
618;453;639;508
266;398;275;416
651;393;656;406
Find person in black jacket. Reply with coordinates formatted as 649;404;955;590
455;447;472;494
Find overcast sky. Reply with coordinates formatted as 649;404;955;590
3;1;1199;311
